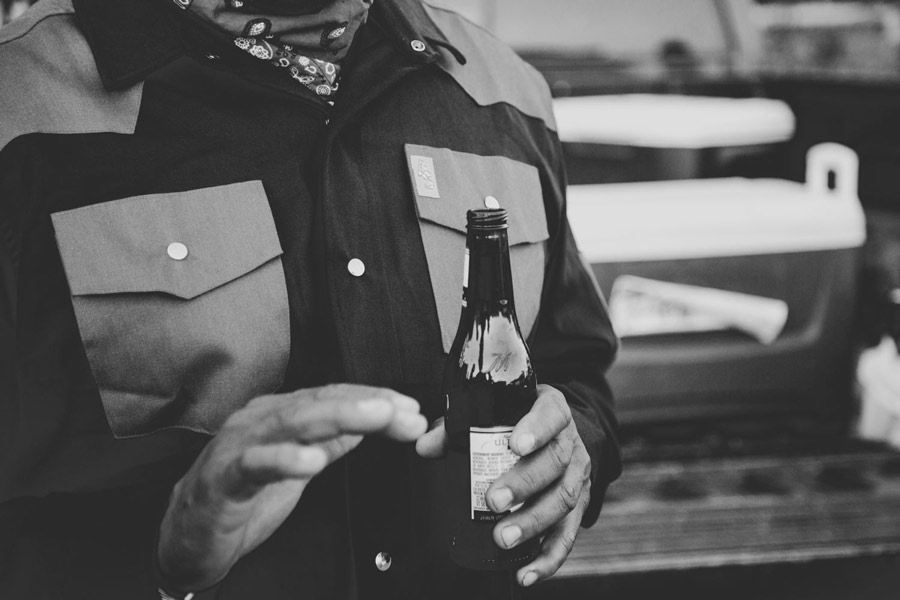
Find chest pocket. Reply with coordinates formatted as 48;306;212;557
51;181;290;438
405;144;550;354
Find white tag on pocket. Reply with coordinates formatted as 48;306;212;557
410;155;441;199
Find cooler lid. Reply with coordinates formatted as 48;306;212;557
553;94;796;148
569;175;867;263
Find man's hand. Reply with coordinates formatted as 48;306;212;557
157;384;428;593
416;384;591;587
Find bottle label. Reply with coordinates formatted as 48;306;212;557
469;426;519;521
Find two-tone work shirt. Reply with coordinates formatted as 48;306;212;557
0;0;621;597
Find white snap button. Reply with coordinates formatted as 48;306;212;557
484;196;500;209
375;552;392;572
410;39;427;52
167;242;189;261
347;258;366;277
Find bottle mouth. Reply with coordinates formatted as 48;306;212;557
467;209;508;231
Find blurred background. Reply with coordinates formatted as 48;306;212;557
420;2;900;599
4;1;900;598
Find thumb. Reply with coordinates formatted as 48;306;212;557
415;417;448;458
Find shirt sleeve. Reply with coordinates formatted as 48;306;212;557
530;133;622;527
0;137;30;489
0;139;185;599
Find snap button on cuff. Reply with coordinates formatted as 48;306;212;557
167;242;189;261
348;258;366;277
410;39;427;53
375;552;392;572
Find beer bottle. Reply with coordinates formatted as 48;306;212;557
444;208;540;572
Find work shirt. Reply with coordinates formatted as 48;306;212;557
0;0;621;597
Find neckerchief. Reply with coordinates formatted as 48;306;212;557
170;0;373;99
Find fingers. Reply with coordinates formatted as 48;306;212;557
509;386;571;457
311;384;421;414
492;446;589;551
383;409;429;442
317;434;364;464
516;489;587;587
239;443;331;487
259;385;427;443
415;417;448;458
485;432;574;513
217;385;427;497
237;434;370;490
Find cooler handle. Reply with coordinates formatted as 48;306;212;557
806;142;859;201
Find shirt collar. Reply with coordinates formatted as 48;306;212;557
73;0;465;91
371;0;466;65
73;0;184;90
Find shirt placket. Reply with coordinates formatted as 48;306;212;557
315;36;436;599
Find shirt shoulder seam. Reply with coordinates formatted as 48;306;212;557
422;3;556;132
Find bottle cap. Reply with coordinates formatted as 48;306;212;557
467;208;508;231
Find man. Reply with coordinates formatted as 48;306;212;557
0;0;620;598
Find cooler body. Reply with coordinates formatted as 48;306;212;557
569;144;867;430
594;248;860;426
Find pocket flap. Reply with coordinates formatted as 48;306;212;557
405;144;549;245
51;181;282;300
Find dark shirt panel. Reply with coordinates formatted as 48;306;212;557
0;0;620;597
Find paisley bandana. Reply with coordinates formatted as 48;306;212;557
170;0;373;99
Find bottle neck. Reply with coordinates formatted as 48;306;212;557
464;228;516;310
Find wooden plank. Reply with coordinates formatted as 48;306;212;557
558;447;900;577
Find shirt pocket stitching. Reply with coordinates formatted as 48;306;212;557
51;180;290;438
404;144;549;354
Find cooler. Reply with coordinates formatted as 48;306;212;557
553;94;796;184
568;143;867;427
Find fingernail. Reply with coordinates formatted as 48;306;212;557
522;571;538;587
491;487;513;512
517;433;535;455
397;411;426;429
357;399;390;415
501;525;522;548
